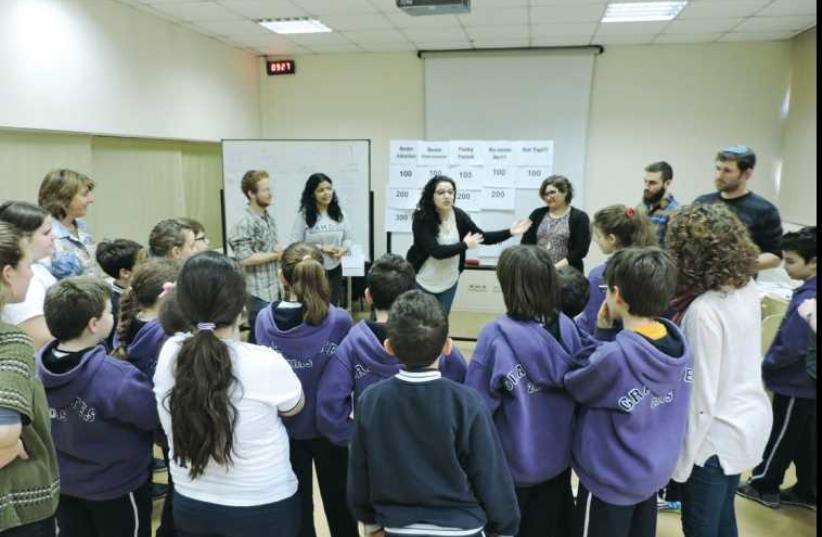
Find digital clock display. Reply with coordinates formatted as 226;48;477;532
266;60;296;75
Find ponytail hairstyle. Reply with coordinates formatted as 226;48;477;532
0;222;27;309
0;201;49;234
280;242;330;325
592;204;657;249
115;257;180;357
167;251;246;479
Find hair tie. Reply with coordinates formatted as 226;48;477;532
624;207;636;218
159;281;175;298
196;322;216;332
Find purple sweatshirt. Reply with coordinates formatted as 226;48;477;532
36;343;158;500
255;304;352;439
125;320;166;382
576;261;607;335
466;314;584;486
762;276;817;399
316;320;468;446
564;319;692;506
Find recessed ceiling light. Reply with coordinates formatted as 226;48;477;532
258;18;332;34
602;1;687;23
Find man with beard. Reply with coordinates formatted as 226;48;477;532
695;146;783;271
637;161;679;246
228;169;283;343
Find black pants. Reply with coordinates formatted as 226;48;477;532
326;266;344;308
573;484;656;537
749;393;817;498
173;491;300;537
290;437;357;537
57;479;152;537
246;295;270;345
516;469;574;537
0;517;55;537
155;446;176;537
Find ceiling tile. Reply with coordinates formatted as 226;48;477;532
358;42;418;52
664;18;743;33
151;2;244;22
319;13;393;30
718;30;798;41
469;37;530;48
757;0;817;17
654;32;723;44
530;4;607;23
257;44;311;55
676;0;770;20
385;13;461;28
531;35;593;46
595;21;669;35
291;0;377;15
341;29;409;44
283;31;353;45
191;19;272;36
530;0;599;5
403;26;467;42
457;7;529;27
591;33;657;45
303;44;365;53
530;22;598;37
733;15;816;32
465;25;529;40
411;39;472;50
217;0;307;19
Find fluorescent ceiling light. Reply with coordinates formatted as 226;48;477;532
602;1;687;23
259;18;332;34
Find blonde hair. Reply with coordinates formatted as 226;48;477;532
38;169;95;220
280;243;330;325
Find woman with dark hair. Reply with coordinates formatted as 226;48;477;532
153;251;304;537
290;173;351;307
0;201;57;349
521;175;591;273
38;169;100;279
406;175;531;315
667;203;772;537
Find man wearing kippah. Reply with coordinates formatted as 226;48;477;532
694;145;783;271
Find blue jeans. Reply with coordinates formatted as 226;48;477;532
173;492;300;537
416;282;458;316
681;455;740;537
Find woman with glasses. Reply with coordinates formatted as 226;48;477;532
521;175;591;273
406;175;531;315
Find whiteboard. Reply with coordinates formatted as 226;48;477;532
222;139;371;260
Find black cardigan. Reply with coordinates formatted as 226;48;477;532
521;206;591;273
406;207;512;273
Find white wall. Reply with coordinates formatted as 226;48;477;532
0;0;260;141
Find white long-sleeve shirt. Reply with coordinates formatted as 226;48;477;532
672;280;773;481
290;210;352;270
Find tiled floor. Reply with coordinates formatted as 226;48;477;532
152;309;816;536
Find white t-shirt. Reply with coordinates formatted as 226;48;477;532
672;280;773;481
290;210;352;270
153;334;303;506
416;210;460;294
1;263;57;325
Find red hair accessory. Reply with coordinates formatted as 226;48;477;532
625;207;636;218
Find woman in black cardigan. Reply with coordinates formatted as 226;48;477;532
407;176;531;315
521;175;591;273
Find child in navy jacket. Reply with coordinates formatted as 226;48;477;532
316;253;466;446
348;290;520;537
564;247;692;537
95;238;145;352
38;277;158;537
254;242;356;537
740;227;818;509
466;245;587;537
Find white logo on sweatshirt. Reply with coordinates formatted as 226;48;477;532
49;397;97;423
617;386;649;412
287;359;314;370
502;364;527;392
353;364;370;380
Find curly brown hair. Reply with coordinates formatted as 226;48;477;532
666;203;758;296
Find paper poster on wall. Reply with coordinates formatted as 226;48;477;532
454;188;482;212
481;187;516;211
385;209;413;233
515;141;554;168
390;140;419;165
516;166;552;189
389;165;422;186
387;186;419;210
418;141;450;166
449;141;485;166
418;166;448;181
483;165;514;187
486;142;516;165
451;166;485;188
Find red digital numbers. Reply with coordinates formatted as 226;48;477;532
266;60;295;75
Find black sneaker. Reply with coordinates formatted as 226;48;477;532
737;483;780;509
780;486;817;511
151;483;169;500
152;457;167;472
